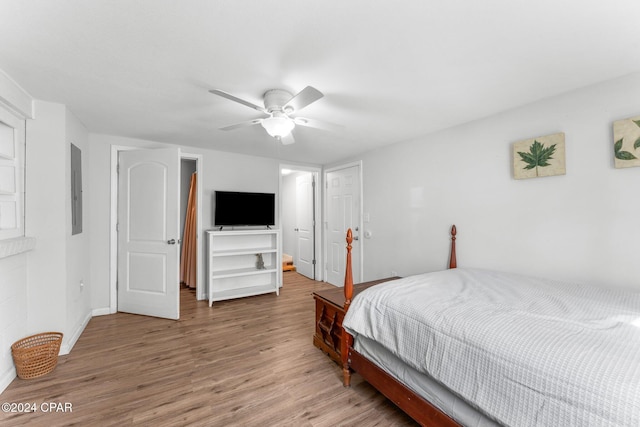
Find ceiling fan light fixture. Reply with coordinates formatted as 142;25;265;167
210;86;326;145
261;115;295;139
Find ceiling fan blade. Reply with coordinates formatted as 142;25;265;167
280;133;296;145
293;116;343;132
284;86;323;112
209;89;266;113
219;119;262;131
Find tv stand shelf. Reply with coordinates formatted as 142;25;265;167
206;229;281;307
211;247;277;257
212;266;278;279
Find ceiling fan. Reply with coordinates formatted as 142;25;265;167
209;86;330;145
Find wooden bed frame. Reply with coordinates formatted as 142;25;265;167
341;225;460;427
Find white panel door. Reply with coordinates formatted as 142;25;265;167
118;148;180;320
326;165;361;286
295;173;315;279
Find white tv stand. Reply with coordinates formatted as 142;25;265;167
206;229;281;307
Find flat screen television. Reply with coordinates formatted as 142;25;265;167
214;191;275;227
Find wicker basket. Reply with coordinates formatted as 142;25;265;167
11;332;63;379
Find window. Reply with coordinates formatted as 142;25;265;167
0;106;25;240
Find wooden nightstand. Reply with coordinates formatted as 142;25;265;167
312;277;399;364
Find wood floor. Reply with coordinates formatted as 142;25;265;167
1;272;416;426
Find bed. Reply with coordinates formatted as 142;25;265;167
340;226;640;426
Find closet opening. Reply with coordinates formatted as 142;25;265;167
180;158;198;297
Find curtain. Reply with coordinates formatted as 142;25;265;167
181;172;197;289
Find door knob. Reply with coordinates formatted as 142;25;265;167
167;239;176;245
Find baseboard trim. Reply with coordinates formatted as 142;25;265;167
0;366;16;395
92;307;112;317
60;310;92;355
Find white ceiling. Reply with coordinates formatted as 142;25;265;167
1;1;640;165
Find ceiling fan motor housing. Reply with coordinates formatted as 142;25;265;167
263;89;293;113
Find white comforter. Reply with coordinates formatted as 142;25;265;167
342;268;640;427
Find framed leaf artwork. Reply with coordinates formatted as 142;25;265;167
513;132;566;180
613;115;640;169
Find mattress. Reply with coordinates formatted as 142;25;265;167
343;268;640;426
355;334;499;426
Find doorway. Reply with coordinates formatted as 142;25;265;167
180;158;197;297
280;165;322;281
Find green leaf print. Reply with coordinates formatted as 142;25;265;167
517;140;557;176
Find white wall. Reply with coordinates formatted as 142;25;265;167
65;108;92;348
88;134;281;311
355;72;640;289
26;101;92;351
26;102;67;335
0;253;27;391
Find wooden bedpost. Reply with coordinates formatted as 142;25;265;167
449;225;457;269
342;229;354;387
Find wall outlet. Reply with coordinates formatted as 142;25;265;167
391;270;398;277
